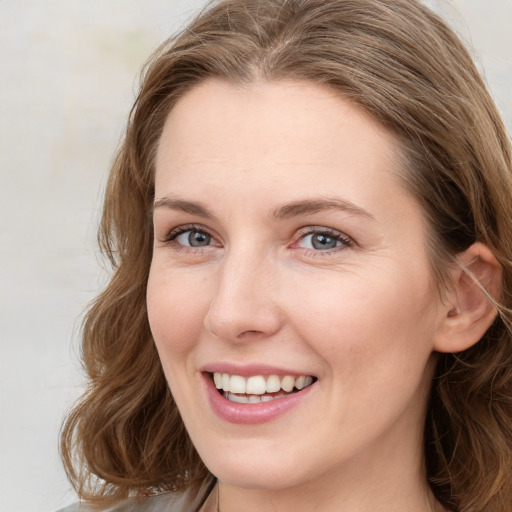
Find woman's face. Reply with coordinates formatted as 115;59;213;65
147;80;446;493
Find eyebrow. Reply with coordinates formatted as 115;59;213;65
152;195;374;221
152;197;214;218
270;198;375;221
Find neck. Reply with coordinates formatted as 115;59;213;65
215;469;444;512
216;471;440;512
212;422;443;512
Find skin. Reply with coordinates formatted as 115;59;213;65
147;79;451;511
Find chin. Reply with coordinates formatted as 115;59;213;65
214;464;306;491
199;440;311;490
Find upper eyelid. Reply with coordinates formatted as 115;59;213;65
292;226;355;252
160;225;222;253
164;224;347;237
295;225;343;234
163;223;216;242
293;225;353;241
159;223;354;249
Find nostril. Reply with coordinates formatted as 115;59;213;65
203;279;283;342
236;329;264;339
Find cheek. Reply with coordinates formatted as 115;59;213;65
146;266;210;358
286;271;438;433
282;266;438;377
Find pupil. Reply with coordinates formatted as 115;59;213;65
312;234;337;250
189;231;210;247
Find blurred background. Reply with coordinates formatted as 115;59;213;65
0;1;510;510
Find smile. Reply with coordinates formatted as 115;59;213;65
202;369;317;424
212;372;315;404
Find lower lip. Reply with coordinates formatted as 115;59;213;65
203;373;315;425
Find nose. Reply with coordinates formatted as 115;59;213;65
203;249;283;342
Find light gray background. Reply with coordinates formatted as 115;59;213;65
0;1;510;511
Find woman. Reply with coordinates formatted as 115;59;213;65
59;0;512;511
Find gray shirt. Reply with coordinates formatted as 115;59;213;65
57;482;216;512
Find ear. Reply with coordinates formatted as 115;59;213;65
434;242;502;353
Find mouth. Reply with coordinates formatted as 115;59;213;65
209;372;316;404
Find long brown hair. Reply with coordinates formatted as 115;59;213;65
61;1;512;510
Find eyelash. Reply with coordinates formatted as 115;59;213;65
292;226;354;255
163;224;217;251
162;224;354;255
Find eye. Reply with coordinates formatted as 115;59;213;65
164;225;219;249
299;233;340;250
295;227;353;252
175;229;212;247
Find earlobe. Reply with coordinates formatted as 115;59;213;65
434;243;502;354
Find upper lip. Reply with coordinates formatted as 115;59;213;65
201;362;315;378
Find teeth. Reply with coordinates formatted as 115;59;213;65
226;392;248;404
212;372;315;397
246;376;267;395
229;375;246;394
225;391;290;404
295;375;306;390
222;373;230;392
281;375;295;392
266;375;281;393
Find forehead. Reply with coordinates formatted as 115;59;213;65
154;78;434;278
155;79;404;200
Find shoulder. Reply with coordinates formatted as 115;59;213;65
56;491;196;512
